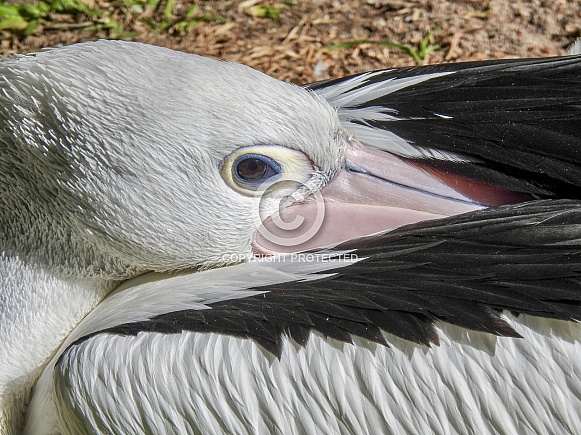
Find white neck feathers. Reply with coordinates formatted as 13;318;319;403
0;255;113;435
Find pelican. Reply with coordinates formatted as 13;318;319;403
1;40;581;434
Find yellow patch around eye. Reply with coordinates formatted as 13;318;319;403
220;145;314;197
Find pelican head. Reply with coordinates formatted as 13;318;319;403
1;40;482;281
0;41;348;277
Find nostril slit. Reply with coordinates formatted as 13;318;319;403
345;162;368;174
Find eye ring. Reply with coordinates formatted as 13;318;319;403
219;144;314;197
232;154;282;186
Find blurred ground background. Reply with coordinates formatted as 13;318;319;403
0;0;579;83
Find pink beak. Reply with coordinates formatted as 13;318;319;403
253;142;528;255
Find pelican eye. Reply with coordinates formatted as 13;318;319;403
220;145;313;197
233;154;282;185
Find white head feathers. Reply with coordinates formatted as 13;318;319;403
0;40;343;275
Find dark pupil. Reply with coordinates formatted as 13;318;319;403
237;158;267;180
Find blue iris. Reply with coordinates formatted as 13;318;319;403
233;154;282;186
